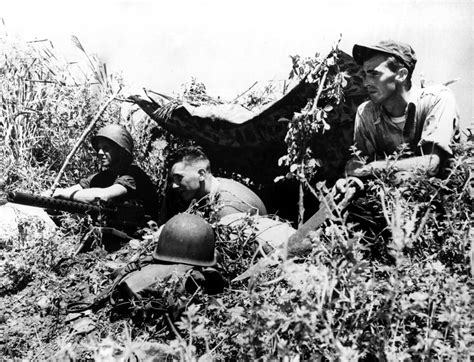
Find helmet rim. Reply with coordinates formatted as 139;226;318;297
91;124;134;156
152;213;217;267
152;249;217;267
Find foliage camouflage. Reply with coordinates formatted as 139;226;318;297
130;49;369;222
0;37;472;360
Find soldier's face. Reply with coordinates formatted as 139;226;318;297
96;139;121;170
362;55;398;105
170;161;204;202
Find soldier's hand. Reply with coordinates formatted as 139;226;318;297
50;188;68;199
41;189;54;198
390;171;414;185
335;177;364;194
334;177;364;203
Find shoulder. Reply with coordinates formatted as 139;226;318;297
119;164;156;190
354;100;379;130
357;100;374;112
215;177;267;215
420;84;452;95
216;177;252;194
121;164;152;180
124;164;145;175
356;100;379;120
410;85;458;120
215;177;263;204
413;85;455;103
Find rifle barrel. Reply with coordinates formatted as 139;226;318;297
7;191;149;230
7;191;103;215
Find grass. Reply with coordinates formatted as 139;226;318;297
0;35;472;360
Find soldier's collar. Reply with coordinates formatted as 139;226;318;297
209;176;220;195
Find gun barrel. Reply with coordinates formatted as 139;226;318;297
7;191;102;215
7;191;149;230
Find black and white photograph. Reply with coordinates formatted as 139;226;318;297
0;0;472;359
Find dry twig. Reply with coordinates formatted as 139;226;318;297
49;87;122;194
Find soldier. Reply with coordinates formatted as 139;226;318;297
340;40;460;186
160;146;267;223
50;124;158;252
328;40;461;261
111;213;227;320
69;213;227;321
52;124;158;219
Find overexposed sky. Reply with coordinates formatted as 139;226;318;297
2;0;473;129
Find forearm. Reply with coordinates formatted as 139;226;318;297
67;188;111;203
70;186;129;203
52;185;106;203
53;185;124;203
52;184;83;199
346;154;441;178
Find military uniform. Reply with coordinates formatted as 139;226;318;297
354;85;460;161
79;164;158;218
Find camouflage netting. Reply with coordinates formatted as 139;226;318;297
130;51;368;222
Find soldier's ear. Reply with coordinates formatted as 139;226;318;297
396;67;409;83
198;168;207;181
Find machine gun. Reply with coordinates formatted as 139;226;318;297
7;191;152;253
7;191;151;229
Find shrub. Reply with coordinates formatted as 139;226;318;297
0;36;471;360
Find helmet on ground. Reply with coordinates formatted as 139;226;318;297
152;213;216;267
91;124;134;156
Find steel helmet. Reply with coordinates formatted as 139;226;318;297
91;124;134;156
152;213;216;267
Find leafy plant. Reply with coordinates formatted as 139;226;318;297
276;39;349;226
0;34;471;361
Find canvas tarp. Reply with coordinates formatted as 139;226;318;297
129;51;367;221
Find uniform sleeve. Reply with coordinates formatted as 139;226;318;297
419;87;460;156
78;174;94;189
353;105;377;159
114;174;137;192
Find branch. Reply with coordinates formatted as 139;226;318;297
49;87;122;194
165;312;184;341
232;81;258;102
310;68;329;114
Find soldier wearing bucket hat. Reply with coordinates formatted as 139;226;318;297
341;39;460;183
52;124;158;218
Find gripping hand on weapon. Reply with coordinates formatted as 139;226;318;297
50;124;158;219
